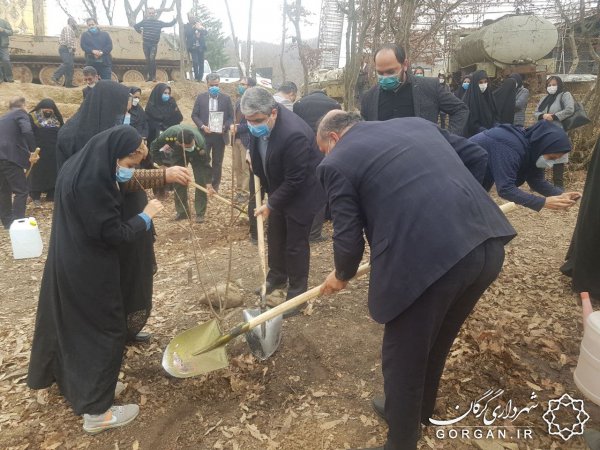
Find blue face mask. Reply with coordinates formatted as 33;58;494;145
248;122;270;138
89;27;98;33
535;155;555;169
116;164;135;182
237;85;246;95
123;114;131;125
462;82;470;90
209;86;220;97
378;73;401;91
161;93;170;102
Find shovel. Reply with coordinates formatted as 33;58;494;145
242;175;281;360
162;263;372;377
162;201;518;378
25;148;41;178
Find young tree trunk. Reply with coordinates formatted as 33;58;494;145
246;0;254;77
175;0;186;76
287;0;309;96
343;0;372;110
279;0;288;82
125;0;148;26
224;0;245;77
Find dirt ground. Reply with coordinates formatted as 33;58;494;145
0;82;599;450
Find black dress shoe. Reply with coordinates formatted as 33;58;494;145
254;281;287;296
371;395;386;422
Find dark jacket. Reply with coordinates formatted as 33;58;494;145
191;92;234;143
80;29;113;66
0;18;13;48
317;117;516;324
184;23;207;52
234;99;251;149
133;18;177;45
0;108;36;169
361;73;469;136
293;91;341;133
128;105;149;139
248;105;325;224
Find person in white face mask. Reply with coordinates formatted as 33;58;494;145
463;70;499;137
533;75;575;188
469;120;581;211
126;86;149;140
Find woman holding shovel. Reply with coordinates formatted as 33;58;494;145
27;126;164;433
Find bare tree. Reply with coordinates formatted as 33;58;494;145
279;0;288;82
246;0;254;76
224;0;244;76
124;0;148;26
287;0;312;95
555;0;580;73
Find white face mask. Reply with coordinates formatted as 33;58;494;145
536;155;554;169
547;85;558;95
479;83;488;93
132;98;140;106
439;78;445;84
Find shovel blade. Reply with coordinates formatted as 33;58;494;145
162;319;229;378
242;308;283;360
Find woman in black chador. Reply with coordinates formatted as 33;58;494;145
27;126;165;433
56;80;131;168
561;138;600;299
145;83;183;144
463;70;499;137
28;99;63;204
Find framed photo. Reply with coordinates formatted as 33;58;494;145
209;112;224;133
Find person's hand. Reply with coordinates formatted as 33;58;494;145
202;125;212;134
542;113;554;121
544;195;576;210
320;270;349;295
254;204;271;220
230;123;236;133
561;191;582;201
29;152;40;164
165;166;191;186
143;199;164;218
206;184;216;196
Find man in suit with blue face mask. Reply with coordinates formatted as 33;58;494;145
192;72;234;193
241;87;325;315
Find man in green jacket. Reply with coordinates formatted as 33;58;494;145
150;124;213;222
0;18;14;83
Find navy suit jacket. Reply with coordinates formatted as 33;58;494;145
0;109;36;169
317;118;516;324
249;105;325;224
191;92;234;143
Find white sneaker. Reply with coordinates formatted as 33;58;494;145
115;381;126;397
83;404;139;434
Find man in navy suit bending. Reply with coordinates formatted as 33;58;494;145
317;110;516;450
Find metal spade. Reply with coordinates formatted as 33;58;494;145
242;175;282;360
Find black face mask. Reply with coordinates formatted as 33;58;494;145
42;111;53;118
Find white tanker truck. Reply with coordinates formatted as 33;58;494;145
449;14;559;88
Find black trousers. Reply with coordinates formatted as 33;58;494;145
53;46;74;85
309;205;326;240
382;238;505;450
266;209;314;300
204;134;226;191
189;48;204;81
143;42;158;81
0;160;28;228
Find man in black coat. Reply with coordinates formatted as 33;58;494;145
192;73;234;192
241;87;325;307
293;90;341;242
80;18;113;80
361;44;469;136
317;110;516;450
184;13;208;82
0;97;38;228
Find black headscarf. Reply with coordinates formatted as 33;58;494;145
561;138;600;296
129;86;141;95
464;70;498;135
493;78;518;124
538;76;564;113
57;80;130;168
523;120;571;168
30;98;64;125
454;75;471;100
146;83;176;121
508;73;523;89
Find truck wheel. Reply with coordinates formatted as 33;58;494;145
12;65;33;84
123;70;145;83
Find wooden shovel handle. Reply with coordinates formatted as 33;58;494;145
245;263;372;329
254;175;268;300
499;202;516;214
